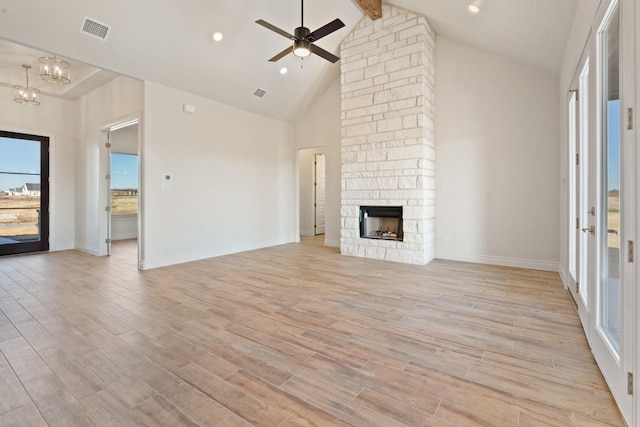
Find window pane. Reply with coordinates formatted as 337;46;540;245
111;153;138;215
0;173;41;242
598;3;620;354
0;137;40;173
0;130;48;254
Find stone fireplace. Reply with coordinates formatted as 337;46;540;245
340;5;435;265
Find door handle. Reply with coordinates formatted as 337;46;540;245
582;226;595;235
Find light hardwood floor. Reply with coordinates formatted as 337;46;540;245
0;237;625;426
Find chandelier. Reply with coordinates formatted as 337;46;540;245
39;55;71;84
14;65;40;105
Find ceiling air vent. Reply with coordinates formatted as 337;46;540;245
253;88;267;98
80;17;111;41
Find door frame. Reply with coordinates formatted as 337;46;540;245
314;153;326;236
567;48;593;340
0;129;50;256
297;146;325;238
588;0;635;422
99;114;143;267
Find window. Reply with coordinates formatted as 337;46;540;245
110;153;138;216
0;130;49;255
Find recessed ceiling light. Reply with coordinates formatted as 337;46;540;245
468;3;481;14
280;67;288;75
212;32;223;42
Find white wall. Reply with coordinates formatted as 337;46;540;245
75;76;144;255
141;81;295;269
294;78;341;247
110;125;138;154
0;86;77;251
435;36;560;270
299;147;324;236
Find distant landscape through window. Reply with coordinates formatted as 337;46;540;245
111;153;138;216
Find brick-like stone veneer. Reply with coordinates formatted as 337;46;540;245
340;5;435;264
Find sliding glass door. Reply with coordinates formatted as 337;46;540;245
0;131;49;256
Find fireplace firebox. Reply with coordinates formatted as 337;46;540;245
359;206;403;241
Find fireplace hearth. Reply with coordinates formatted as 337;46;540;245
360;206;403;241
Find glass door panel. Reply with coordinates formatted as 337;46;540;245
0;131;49;256
598;3;620;354
590;0;633;421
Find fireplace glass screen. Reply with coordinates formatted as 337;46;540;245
359;206;403;241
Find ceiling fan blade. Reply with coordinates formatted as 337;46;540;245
306;18;345;42
269;46;294;62
310;44;340;63
255;19;296;40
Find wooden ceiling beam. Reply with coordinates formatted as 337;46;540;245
354;0;382;20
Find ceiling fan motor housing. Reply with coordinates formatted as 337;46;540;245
295;26;311;40
293;27;312;57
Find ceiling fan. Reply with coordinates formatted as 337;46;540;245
255;0;345;63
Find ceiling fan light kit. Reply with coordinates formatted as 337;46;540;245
256;0;345;64
293;39;311;57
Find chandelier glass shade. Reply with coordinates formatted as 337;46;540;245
13;65;40;105
39;55;71;84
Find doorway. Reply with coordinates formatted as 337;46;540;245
314;153;326;236
102;118;141;264
298;147;325;237
0;130;49;256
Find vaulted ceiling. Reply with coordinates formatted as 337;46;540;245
0;0;578;122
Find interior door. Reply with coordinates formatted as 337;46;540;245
588;0;634;421
568;54;592;337
0;130;49;256
577;58;592;336
314;153;326;235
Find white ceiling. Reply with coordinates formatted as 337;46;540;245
0;0;578;122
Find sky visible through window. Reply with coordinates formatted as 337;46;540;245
0;137;40;191
607;99;620;192
111;153;138;190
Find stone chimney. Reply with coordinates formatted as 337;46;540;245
340;5;435;264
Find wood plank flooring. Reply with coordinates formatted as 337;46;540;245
0;237;625;426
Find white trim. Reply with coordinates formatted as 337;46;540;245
558;263;570;290
139;238;294;270
324;238;340;248
74;243;100;255
300;229;315;236
435;250;559;272
0;124;58;251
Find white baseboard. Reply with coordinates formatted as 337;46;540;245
557;263;570;289
75;243;99;256
435;250;559;272
139;237;293;270
300;229;314;236
324;238;340;248
112;232;137;241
